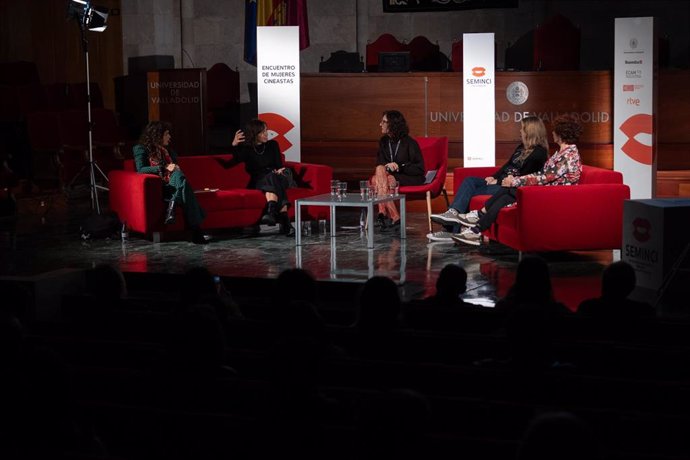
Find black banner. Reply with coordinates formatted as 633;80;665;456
383;0;518;13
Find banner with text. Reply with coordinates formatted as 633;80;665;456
614;17;656;199
257;26;301;161
463;33;495;167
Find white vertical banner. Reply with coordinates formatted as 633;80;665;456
257;26;301;161
463;33;495;167
614;17;656;199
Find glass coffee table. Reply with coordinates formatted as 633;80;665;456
294;193;406;249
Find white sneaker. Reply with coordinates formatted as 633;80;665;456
457;210;480;227
426;231;454;242
451;227;482;246
430;208;462;225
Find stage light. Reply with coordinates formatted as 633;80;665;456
65;0;111;214
67;0;109;32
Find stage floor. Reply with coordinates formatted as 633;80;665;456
0;190;621;310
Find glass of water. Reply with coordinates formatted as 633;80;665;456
359;180;370;200
338;181;347;198
330;179;339;196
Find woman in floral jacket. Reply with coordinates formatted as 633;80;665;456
452;114;583;246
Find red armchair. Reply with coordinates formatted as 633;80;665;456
453;165;631;253
399;136;449;233
109;154;332;240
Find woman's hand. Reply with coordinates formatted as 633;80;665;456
274;167;286;175
485;176;497;185
166;163;178;172
501;175;515;187
385;162;399;172
231;130;245;147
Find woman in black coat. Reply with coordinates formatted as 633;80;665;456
230;118;294;235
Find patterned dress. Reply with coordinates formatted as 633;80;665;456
475;144;582;232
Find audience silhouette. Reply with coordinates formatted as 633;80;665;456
578;260;654;320
424;263;476;308
517;411;599;460
5;258;685;459
495;255;568;314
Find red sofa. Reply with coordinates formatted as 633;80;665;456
109;154;332;239
453;165;631;253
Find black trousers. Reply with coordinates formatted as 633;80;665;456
476;187;518;231
254;171;291;208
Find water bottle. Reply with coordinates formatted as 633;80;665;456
120;221;129;241
359;209;366;230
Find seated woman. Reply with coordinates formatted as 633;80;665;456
133;121;207;244
371;110;425;229
230;119;295;236
452;114;583;246
429;116;548;241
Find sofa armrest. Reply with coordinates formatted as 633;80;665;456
453;167;500;192
286;161;333;194
108;170;164;234
515;183;631;251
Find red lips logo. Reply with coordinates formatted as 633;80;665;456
258;112;294;153
471;67;486;77
632;217;651;243
619;113;653;165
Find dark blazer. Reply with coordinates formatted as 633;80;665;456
492;144;548;181
376;135;425;186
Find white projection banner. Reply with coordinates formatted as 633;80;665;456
463;33;495;167
257;26;301;161
614;17;656;198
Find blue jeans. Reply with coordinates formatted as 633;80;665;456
441;177;501;233
450;176;501;213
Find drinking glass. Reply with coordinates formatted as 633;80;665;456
359;180;370;200
330;179;339;196
389;181;399;196
338;181;347;198
302;220;312;236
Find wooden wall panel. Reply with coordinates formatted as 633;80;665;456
302;71;614;144
301;74;427;142
302;70;689;195
658;70;690;143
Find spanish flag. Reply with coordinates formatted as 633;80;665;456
244;0;310;65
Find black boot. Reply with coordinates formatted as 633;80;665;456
278;211;295;236
376;212;388;229
191;226;209;244
164;199;176;225
261;201;278;226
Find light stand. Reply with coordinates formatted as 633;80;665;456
67;0;109;214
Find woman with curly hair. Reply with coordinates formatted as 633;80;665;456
452;114;583;246
133;121;207;244
370;110;425;229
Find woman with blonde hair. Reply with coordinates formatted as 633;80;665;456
429;116;549;241
452;114;583;246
